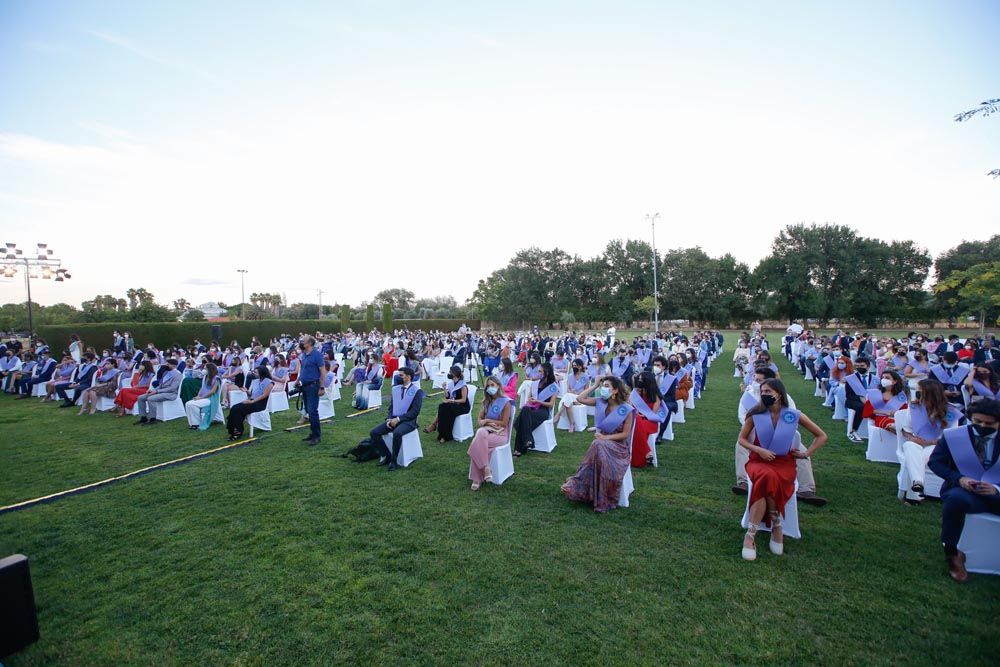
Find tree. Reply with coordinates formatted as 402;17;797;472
365;304;375;330
283;303;320;320
373;288;415;311
954;98;999;179
603;239;657;326
172;298;190;312
126;302;176;322
633;296;656;323
382;303;393;331
183;309;207;322
340;304;350;331
935;261;1000;332
559;310;576;329
933;235;1000;323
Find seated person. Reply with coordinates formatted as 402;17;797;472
966;364;1000;402
185;362;221;430
930;351;970;410
467;376;512;490
9;352;35;394
353;354;384;409
560;375;634;512
900;379;961;503
629;371;665;468
488;357;516;401
0;347;22;392
928;399;1000;583
654;357;680;441
56;351;98;408
135;358;182;425
219;357;247;408
512;362;558;456
552;359;591;433
44;355;76;402
844;357;875;442
737;379;827;561
904;350;931;381
114;360;154;417
423;365;471;443
370;367;424;471
863;369;908;431
226;365;273;439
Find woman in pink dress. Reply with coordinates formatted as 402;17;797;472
467;376;512;490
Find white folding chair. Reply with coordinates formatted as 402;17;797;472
557;404;588;431
267;388;290;413
155;393;187;421
958;513;1000;575
530;418;557;453
673;401;686;424
479;405;516;486
741;479;801;539
865;418;897;463
382;429;423;467
452;385;478;442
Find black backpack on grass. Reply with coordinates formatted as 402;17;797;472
342;438;380;462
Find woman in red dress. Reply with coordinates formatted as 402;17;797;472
738;379;827;561
629;371;664;467
862;369;908;431
114;360;155;417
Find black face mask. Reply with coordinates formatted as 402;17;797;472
973;424;998;439
761;395;777;407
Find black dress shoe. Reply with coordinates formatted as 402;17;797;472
376;457;389;466
731;482;748;495
302;435;316;443
59;401;74;408
796;490;828;507
305;437;320;447
144;418;159;425
134;418;148;425
388;462;399;471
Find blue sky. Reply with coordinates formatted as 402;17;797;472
1;1;998;309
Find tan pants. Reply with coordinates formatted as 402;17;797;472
735;441;816;493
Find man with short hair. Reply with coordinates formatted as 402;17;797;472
296;335;326;446
371;367;424;471
929;399;1000;582
135;358;181;425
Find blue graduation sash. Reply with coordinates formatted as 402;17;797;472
866;388;906;412
391;383;419;417
931;364;969;387
535;381;558;402
486;396;511;422
448;378;467;399
751;408;799;455
943;426;1000;484
845;373;870;397
629;388;667;423
612;357;630;377
568;373;589;393
908;404;958;442
595;399;634;435
739;391;759;417
972;379;1000;400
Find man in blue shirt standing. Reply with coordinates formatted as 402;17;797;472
297;335;326;446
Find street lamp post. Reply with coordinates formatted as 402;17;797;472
645;213;661;334
237;269;248;319
2;243;72;339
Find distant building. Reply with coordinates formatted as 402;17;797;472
197;302;227;319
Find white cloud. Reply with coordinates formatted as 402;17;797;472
86;29;213;80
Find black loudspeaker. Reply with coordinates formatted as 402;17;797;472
211;325;222;343
0;554;40;658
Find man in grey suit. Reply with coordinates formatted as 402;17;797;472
135;358;182;425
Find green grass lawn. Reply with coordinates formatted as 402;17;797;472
1;349;997;665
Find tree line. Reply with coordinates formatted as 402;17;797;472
2;225;997;332
470;225;1000;329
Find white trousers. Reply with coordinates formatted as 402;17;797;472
186;397;210;427
901;440;933;488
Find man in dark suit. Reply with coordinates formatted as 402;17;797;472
56;351;98;407
929;399;1000;583
371;367;424;471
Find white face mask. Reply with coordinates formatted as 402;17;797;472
654;366;664;375
596;386;611;400
880;378;894;389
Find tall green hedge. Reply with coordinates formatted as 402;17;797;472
35;319;481;352
382;303;393;331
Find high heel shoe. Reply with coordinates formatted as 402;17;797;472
768;510;784;556
742;524;758;561
483;467;493;484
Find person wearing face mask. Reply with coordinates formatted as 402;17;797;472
611;348;634;386
957;339;977;362
738;379;828;560
904;351;930;383
496;357;519;400
553;360;591;433
561;376;635;512
733;341;751;378
899;380;962;504
226;365;273;440
928;399;1000;582
370;367;425;471
966;364;1000;402
422;365;470;443
634;341;652;370
930;351;970;409
973;337;999;366
0;347;22;393
353;353;384;410
467;376;512;490
652;356;679;441
628;371;666;467
844;358;873;442
518;353;544;406
513;362;558;456
56;351;99;408
863;370;908;432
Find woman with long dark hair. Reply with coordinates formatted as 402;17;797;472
186;362;221;430
467;375;512;490
226;365;274;440
899;379;961;503
513;361;557;456
738;379;826;561
864;369;908;431
629;371;665;467
114;360;154;417
424;365;471;442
